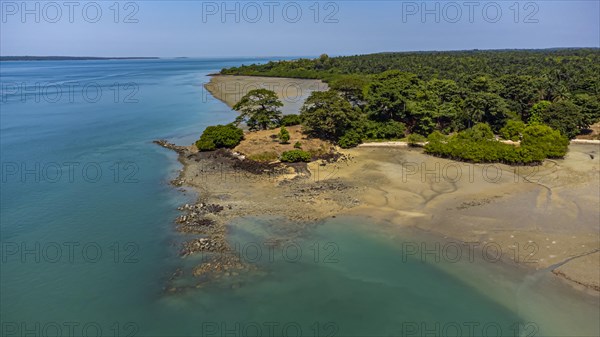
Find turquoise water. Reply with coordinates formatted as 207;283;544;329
1;59;598;336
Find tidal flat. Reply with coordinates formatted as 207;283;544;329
165;140;600;291
158;138;600;335
149;74;600;336
183;75;600;294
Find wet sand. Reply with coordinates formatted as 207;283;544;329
161;141;599;292
167;75;600;293
335;145;600;291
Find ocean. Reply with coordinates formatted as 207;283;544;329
1;58;598;336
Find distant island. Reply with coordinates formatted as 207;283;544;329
0;56;160;61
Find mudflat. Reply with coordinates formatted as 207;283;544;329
162;140;599;292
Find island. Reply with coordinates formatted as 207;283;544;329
157;49;600;294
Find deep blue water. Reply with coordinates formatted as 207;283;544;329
1;59;598;337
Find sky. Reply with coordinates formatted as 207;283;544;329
1;0;599;57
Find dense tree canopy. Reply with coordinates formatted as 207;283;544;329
222;49;600;139
223;49;599;90
300;90;361;142
539;101;585;139
328;74;369;104
216;49;600;164
365;71;421;123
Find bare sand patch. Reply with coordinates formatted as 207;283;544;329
205;75;328;115
233;125;333;161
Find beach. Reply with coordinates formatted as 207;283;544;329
166;142;599;291
204;75;328;115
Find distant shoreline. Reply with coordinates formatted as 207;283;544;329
0;56;160;62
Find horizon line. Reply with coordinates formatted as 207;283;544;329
2;46;599;60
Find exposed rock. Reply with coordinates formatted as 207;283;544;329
180;237;227;257
153;139;187;154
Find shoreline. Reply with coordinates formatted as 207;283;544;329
157;139;600;294
161;74;600;294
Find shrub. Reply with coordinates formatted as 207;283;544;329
338;130;363;148
407;133;427;147
196;139;216;151
294;141;302;149
278;126;290;144
427;131;447;143
510;146;545;164
499;120;526;141
521;124;569;158
280;150;312;163
424;123;552;165
196;124;244;151
424;131;448;155
281;114;302;126
248;151;279;162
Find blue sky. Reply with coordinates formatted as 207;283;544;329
1;1;599;57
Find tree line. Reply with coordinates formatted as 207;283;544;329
200;49;600;163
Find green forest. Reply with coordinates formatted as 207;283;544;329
215;49;600;164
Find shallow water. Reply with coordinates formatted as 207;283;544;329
1;59;598;336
